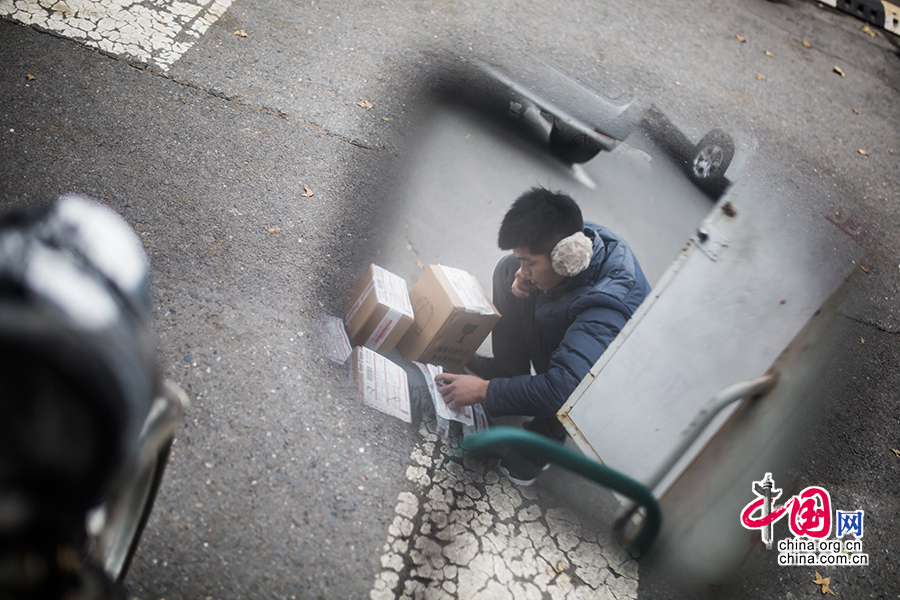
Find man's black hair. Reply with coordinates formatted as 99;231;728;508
498;187;584;256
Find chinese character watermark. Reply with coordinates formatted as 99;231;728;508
740;473;868;567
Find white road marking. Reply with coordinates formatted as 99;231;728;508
818;0;900;37
0;0;233;71
370;423;639;599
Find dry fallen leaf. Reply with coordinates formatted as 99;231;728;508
833;66;845;77
860;337;865;344
892;448;900;457
813;572;836;595
862;25;877;37
26;74;35;81
756;73;767;80
265;227;282;234
405;243;413;252
234;29;248;37
416;260;425;270
736;34;746;43
764;50;775;57
179;98;187;104
802;40;812;48
300;185;314;197
860;265;870;273
357;99;373;109
852;108;860;115
858;149;870;156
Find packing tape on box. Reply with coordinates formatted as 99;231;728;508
439;265;495;316
364;307;403;351
374;265;415;316
346;278;375;324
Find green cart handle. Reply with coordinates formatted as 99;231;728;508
462;426;661;557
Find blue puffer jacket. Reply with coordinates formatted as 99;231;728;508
483;222;651;417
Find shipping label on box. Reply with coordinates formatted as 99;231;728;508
398;264;501;373
439;265;497;316
344;264;415;354
352;346;411;423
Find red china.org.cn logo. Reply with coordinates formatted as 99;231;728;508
740;473;868;566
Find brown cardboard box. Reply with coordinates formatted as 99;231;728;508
351;346;411;423
398;265;501;373
344;264;415;354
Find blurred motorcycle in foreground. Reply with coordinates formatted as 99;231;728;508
0;195;186;599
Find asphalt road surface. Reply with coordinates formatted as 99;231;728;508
2;0;900;599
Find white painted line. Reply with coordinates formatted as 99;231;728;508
817;0;900;37
0;0;234;71
884;0;900;35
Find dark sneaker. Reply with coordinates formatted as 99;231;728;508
497;417;568;485
499;448;551;486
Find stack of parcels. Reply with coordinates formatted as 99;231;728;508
328;263;501;429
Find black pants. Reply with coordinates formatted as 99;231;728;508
484;254;567;441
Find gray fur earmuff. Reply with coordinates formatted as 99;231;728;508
551;231;592;277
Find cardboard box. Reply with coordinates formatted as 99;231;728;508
344;264;415;354
398;265;501;373
351;346;411;423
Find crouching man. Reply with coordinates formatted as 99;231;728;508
436;186;651;485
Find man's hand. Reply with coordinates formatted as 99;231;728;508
435;373;489;410
511;270;537;298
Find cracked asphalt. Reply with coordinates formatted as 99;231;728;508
370;424;638;600
2;0;900;599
